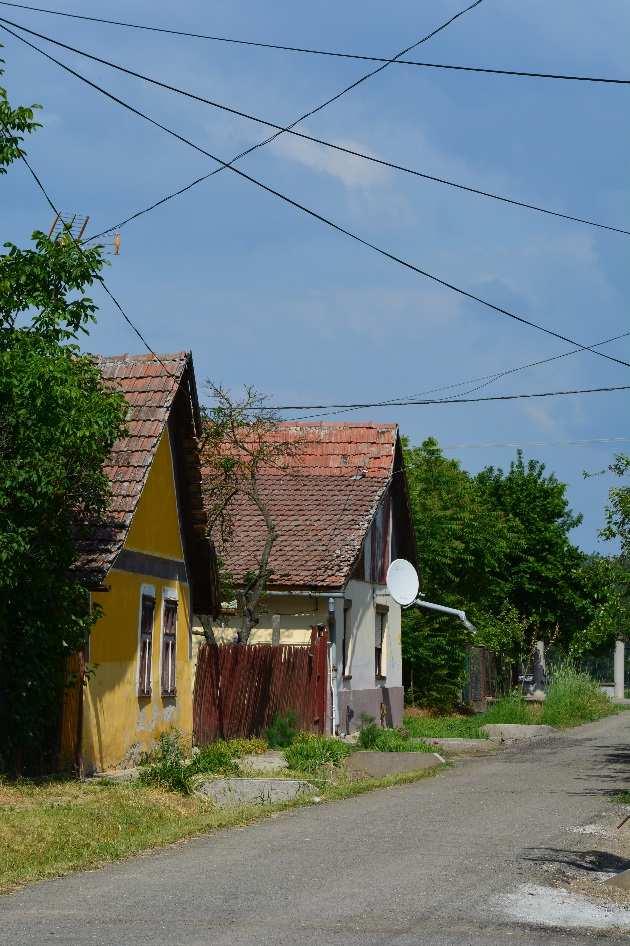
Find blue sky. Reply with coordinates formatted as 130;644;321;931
3;0;629;552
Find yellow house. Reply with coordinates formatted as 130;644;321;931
75;352;218;774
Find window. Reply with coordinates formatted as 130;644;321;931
161;598;178;696
342;602;352;678
375;608;387;679
138;593;155;697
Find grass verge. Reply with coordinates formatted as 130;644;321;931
0;763;443;894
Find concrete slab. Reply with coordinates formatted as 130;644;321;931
237;751;288;774
344;750;443;778
192;777;315;807
605;869;630;891
422;737;496;755
481;723;556;743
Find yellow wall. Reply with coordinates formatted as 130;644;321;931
84;431;192;773
125;432;184;561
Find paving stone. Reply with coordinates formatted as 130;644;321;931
193;777;315;806
344;750;443;778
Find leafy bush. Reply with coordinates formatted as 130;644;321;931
357;722;432;752
284;734;350;774
541;661;614;728
265;711;298;748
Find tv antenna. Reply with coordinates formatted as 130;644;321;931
386;559;476;633
48;212;122;256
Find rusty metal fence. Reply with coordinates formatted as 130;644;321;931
193;627;329;744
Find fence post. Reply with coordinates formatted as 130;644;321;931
614;639;626;701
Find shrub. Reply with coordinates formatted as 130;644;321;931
284;734;350;774
542;661;614;729
265;711;298;748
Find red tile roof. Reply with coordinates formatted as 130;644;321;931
77;352;190;582
212;423;398;591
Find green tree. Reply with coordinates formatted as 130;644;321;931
402;440;618;708
0;65;126;774
475;452;584;644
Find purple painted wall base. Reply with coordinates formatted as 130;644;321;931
338;686;404;734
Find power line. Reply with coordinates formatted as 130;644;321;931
64;0;487;241
1;0;628;86
253;383;630;411
5;132;175;374
4;23;630;377
440;437;630;449
6;18;626;241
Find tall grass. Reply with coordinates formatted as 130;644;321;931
541;661;614;729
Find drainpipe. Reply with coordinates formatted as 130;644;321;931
328;597;339;735
413;598;476;634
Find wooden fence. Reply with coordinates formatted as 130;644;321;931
57;651;84;774
193;627;329;744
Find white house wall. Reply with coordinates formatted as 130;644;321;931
337;578;403;733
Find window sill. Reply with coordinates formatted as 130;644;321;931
161;691;177;699
342;674;352;681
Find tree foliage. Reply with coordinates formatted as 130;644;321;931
402;438;621;708
0;67;126;773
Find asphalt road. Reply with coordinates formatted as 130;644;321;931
2;713;629;946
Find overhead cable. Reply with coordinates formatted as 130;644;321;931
255;383;630;412
0;0;628;85
4;17;625;240
4;23;630;375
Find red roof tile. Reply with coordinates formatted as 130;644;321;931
77;352;189;582
210;422;398;590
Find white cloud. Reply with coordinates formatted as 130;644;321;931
271;132;390;189
521;403;561;435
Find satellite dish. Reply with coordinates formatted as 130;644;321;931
386;559;419;607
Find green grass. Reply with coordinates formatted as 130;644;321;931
283;734;351;774
405;671;616;739
618;792;630;805
0;762;444;893
138;731;268;793
541;662;615;728
356;722;433;752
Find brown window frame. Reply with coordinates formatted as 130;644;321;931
161;598;178;697
138;593;155;697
